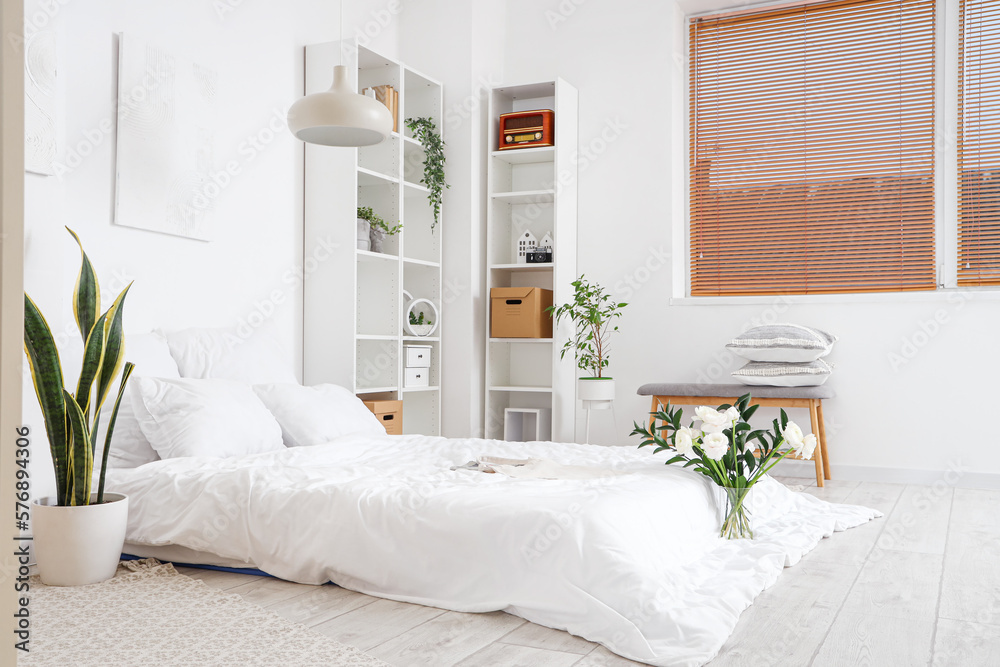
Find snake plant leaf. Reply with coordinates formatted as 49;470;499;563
66;227;101;344
96;362;134;504
94;283;132;413
75;310;109;422
62;388;93;506
23;293;69;506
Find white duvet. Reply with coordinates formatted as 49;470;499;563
107;435;879;667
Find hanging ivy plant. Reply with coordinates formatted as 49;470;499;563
405;117;448;231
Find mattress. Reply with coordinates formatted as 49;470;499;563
106;434;879;666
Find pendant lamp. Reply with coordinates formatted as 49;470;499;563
287;2;393;147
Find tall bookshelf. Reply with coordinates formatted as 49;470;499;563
303;40;443;435
484;80;579;442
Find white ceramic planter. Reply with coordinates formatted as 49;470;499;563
578;378;615;407
32;493;129;586
356;218;371;251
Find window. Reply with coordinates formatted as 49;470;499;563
689;0;938;296
957;0;1000;286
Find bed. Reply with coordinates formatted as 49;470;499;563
100;328;878;666
106;434;877;667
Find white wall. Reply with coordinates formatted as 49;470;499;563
500;0;1000;485
21;0;401;498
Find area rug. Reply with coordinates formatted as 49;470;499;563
20;559;389;666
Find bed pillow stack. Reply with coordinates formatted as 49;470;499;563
727;323;837;387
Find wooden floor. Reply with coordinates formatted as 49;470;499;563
177;479;1000;667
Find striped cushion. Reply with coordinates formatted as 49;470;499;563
727;323;837;362
732;359;832;387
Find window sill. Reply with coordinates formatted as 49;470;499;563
670;287;1000;307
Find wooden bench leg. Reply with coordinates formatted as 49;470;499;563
808;400;824;488
816;400;831;480
649;397;659;432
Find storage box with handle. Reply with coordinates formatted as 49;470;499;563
404;367;430;388
405;345;432;368
363;399;403;435
490;287;553;338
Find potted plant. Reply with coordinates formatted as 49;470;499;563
548;275;627;406
631;394;817;539
357;206;401;253
405;117;448;231
407;309;435;337
24;228;135;586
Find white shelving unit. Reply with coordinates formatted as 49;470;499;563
303;40;443;436
484;79;579;442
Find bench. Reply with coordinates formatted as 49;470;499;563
636;383;833;487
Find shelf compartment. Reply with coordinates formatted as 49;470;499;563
356;337;399;393
402;388;439;436
357;261;398;337
358;166;399;186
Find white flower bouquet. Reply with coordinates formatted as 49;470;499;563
631;393;816;539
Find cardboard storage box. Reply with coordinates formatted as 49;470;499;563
363;399;403;435
490;287;553;338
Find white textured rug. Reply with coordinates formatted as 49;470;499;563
21;559;389;667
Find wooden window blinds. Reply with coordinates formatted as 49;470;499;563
689;0;937;296
958;0;1000;286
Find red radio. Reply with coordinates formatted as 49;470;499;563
498;109;554;150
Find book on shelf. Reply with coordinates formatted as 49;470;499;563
363;85;398;133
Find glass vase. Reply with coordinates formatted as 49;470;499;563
720;486;754;540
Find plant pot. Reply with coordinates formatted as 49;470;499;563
578;377;615;407
357;218;371;251
409;324;435;337
369;227;386;253
32;493;129;586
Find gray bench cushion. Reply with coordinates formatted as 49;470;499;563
636;382;834;400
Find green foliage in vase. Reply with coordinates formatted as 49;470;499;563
405;117;448;231
547;275;627;379
23;228;136;507
408;310;432;326
357;206;401;236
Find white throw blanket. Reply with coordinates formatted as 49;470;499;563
107;435;879;666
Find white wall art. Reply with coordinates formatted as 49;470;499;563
114;33;218;241
25;31;57;175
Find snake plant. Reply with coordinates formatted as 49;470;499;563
24;227;135;506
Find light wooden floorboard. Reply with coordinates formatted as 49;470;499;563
369;610;525;666
454;642;583;666
165;479;995;667
811;611;935;667
931;618;1000;667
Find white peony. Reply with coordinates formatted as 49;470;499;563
674;429;695;457
695;406;726;426
781;421;804;447
702;432;730;460
794;433;817;460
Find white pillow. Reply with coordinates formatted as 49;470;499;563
252;383;386;447
726;323;838;362
99;332;181;468
160;327;298;385
131;377;285;459
732;359;832;387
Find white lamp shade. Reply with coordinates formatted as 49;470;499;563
288;65;393;147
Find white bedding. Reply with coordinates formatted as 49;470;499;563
107;434;879;667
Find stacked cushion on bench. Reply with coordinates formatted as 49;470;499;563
727;324;837;387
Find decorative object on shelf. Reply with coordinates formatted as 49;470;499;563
490;287;553;338
548;276;628;442
404;116;448;231
498;109;555;150
540;232;554;248
526;246;552;263
287;0;393;147
356;217;370;251
363;85;399;133
504;408;552;442
24;228;136;585
630;393;818;539
405;298;439;337
515;230;537;264
357;206;400;253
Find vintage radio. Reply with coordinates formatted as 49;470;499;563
498;109;554;150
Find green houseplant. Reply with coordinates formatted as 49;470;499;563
357;206;401;253
548;275;627;406
25;227;135;585
404;117;448;231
